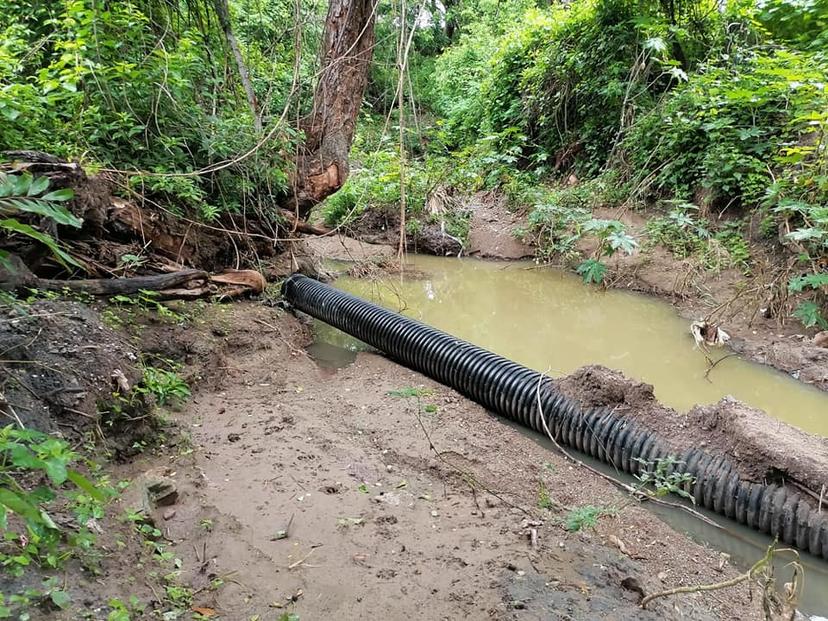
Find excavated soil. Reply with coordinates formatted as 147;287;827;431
0;299;150;441
556;366;828;496
55;303;774;621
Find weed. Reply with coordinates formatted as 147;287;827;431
0;426;116;578
109;290;188;324
537;481;554;510
633;456;696;501
140;364;191;407
564;505;615;532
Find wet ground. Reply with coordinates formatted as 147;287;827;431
103;304;783;620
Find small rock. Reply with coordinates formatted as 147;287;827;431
814;331;828;348
430;510;439;518
147;479;178;507
163;509;176;520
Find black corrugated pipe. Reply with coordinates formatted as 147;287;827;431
282;273;828;560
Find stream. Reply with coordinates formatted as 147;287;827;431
309;254;828;616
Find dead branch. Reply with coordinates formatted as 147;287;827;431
277;209;332;236
35;270;208;296
704;352;739;382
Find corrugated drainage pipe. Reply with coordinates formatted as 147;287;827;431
282;273;828;560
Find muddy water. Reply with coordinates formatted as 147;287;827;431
315;254;828;436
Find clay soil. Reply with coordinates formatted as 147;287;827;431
40;300;773;621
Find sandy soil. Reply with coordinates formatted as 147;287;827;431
100;304;766;620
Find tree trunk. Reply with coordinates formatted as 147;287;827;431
287;0;377;220
213;0;262;132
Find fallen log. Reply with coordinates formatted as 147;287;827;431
36;269;209;296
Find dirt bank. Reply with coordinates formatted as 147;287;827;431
69;302;775;620
557;365;828;496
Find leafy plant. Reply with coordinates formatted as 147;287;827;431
140;365;191;407
793;301;828;330
564;505;614;532
0;172;80;269
576;259;608;285
0;426;114;578
633;456;696;501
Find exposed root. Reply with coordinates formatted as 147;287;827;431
641;543;803;620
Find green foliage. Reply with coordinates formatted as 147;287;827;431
0;426;115;580
0;172;80;269
0;0;298;222
564;505;614;532
626;49;828;213
576;259;608;285
645;203;752;271
633;456;696;501
793;301;828;329
789;273;828;293
109;290;188;323
140;365;191;407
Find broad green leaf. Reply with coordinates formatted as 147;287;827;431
576;259;607;285
0;488;43;525
9;444;44;470
27;176;50;196
67;469;107;502
0;219;82;269
7;198;83;228
41;189;74;202
49;590;71;609
43;459;68;486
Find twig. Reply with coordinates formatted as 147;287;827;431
411;398;529;516
641;544;785;608
703;352;739;382
288;546;318;570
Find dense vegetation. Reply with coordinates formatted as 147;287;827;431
334;0;828;326
1;0;826;325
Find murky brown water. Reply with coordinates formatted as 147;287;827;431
316;254;828;436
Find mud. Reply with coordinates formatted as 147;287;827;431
556;365;828;497
466;191;535;260
81;304;771;620
343;206;465;256
0;299;148;438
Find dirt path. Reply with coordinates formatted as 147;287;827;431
121;304;764;620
